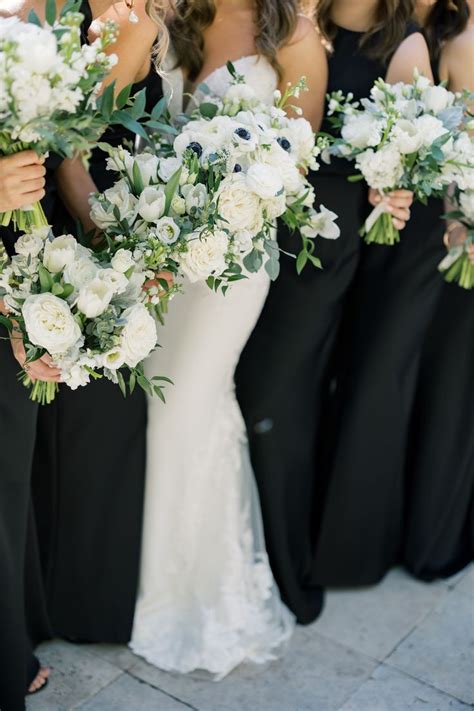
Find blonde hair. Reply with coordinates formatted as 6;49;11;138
169;0;300;80
145;0;170;68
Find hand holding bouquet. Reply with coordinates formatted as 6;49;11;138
439;189;474;289
89;65;340;303
323;72;473;245
0;227;169;404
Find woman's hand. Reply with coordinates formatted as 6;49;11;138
444;221;474;264
9;328;61;383
369;188;414;231
0;152;46;212
468;245;474;265
144;271;174;298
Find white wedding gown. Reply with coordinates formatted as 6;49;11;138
130;55;295;678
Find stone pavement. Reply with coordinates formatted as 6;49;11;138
27;566;474;711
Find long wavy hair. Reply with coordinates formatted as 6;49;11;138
316;0;415;63
145;0;170;68
168;0;300;80
423;0;471;60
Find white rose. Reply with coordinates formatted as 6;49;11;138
15;231;45;258
77;278;114;318
63;257;98;291
225;83;256;104
234;230;254;255
153;216;180;245
390;119;424;154
125;152;160;186
259;143;303;194
96;268;129;295
43;234;77;274
158;156;182;183
341;113;384;149
301;205;340;240
422;85;454;115
22;293;82;356
262;193;287;220
215;174;264;236
170;194;186;216
137;186;166;222
120;303;157;367
181;229;229;282
246;163;284;200
111;248;135;273
89;180;138;229
181;184;208;213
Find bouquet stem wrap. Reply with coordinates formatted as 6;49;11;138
360;200;399;246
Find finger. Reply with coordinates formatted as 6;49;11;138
16;164;46;181
388;190;413;200
392;218;406;230
8;150;42;168
387;205;410;221
28;363;61;382
18;177;46;194
17;189;46;205
386;196;413;209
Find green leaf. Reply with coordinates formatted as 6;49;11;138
151;97;167;120
116;83;132;110
199;103;219;119
226;61;237;79
59;0;81;18
307;253;322;269
144;120;178;135
111;110;149;140
129;370;136;394
296;251;308;274
61;283;75;299
27;9;42;26
347;174;365;183
130;88;147;120
99;82;115;122
45;0;56;25
132;160;144;193
51;283;64;296
38;265;53;293
0;315;13;332
164;166;183;215
265;257;280;281
117;370;127;398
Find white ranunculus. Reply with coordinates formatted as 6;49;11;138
341;112;384;150
89;180;138;229
153;217;180;245
234;230;254;255
125;152;160;187
111;248;135;273
181;229;229;282
414;115;449;147
262;193;287;220
225;83;256;104
120;303;157;367
63;257;98;291
170;194;186;216
22;293;82;355
43;234;77;274
181;184;208;213
422;85;454;115
246;163;284;200
77;278;114;318
215;174;264;236
158;156;182;183
301;206;340;240
356;145;404;190
137;186;166;222
96;268;129;295
15;231;45;258
390;119;424;155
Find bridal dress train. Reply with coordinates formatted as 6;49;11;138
130;55;295;678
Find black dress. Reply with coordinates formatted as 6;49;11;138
31;3;164;643
403;58;474;580
0;160;59;711
312;41;446;587
236;24;420;622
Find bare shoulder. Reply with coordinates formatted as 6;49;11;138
387;32;432;84
89;0;157;42
285;14;320;47
442;25;474;92
444;25;474;63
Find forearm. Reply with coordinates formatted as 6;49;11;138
55;157;97;232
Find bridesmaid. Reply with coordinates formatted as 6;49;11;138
312;5;449;584
32;0;167;644
0;155;57;706
404;0;474;580
236;0;426;621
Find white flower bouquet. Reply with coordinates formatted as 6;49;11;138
0;1;120;231
322;72;473;245
0;227;169;404
89;65;339;305
439;189;474;289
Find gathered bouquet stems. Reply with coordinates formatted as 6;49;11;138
20;374;59;405
441;231;474;289
360;200;400;246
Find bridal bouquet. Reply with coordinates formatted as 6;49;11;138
89;66;339;298
323;72;473;245
439;189;474;289
0;227;169;404
0;2;119;231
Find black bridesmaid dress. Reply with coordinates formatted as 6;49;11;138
0;161;59;710
403;56;474;580
312;53;447;588
236;24;420;623
31;2;164;644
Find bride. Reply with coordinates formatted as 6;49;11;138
131;0;327;677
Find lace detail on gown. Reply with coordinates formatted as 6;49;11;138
130;52;295;678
